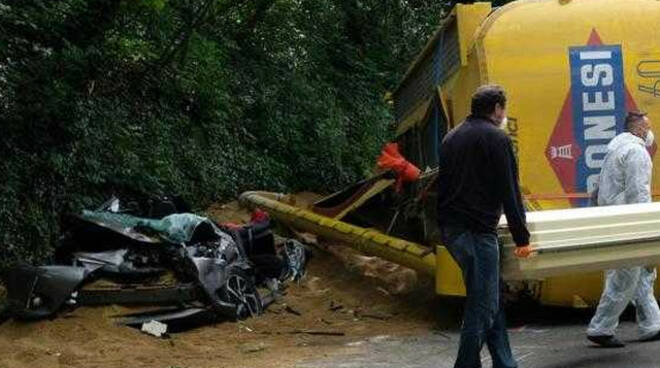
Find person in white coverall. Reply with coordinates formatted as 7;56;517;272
587;111;660;348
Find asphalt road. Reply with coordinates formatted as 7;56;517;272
296;306;660;368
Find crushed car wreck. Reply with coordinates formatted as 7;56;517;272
1;196;309;333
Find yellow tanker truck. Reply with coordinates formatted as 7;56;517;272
242;0;660;307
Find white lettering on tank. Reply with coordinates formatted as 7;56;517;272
584;116;616;140
579;51;612;60
581;64;613;87
583;91;615;111
585;145;609;168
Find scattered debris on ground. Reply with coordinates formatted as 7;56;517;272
0;195;438;368
0;245;436;368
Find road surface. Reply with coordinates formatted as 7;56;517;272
297;306;660;368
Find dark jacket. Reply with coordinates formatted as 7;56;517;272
436;115;530;246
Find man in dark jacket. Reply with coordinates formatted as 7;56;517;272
437;84;533;368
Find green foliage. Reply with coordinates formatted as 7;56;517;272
0;0;463;267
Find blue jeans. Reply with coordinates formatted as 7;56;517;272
442;225;517;368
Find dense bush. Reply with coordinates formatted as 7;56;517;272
0;0;467;266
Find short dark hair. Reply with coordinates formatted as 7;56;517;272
471;84;506;117
625;110;647;131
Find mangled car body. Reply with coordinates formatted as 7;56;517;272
2;196;307;331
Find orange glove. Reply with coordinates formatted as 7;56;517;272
377;143;420;192
514;245;535;258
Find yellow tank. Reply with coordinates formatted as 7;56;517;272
393;0;660;306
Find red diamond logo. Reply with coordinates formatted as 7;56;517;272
546;29;655;205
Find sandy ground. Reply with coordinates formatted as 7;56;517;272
0;198;440;368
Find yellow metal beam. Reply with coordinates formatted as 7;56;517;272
239;191;436;277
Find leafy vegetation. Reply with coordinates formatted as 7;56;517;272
0;0;499;266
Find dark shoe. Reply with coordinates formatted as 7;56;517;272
587;334;625;348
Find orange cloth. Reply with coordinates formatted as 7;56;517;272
377;143;420;192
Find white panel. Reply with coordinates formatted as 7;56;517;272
499;202;660;279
